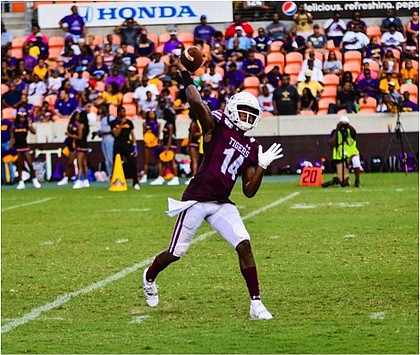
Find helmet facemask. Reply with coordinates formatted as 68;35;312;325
225;92;262;131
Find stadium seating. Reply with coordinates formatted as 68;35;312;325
344;50;362;66
320;86;337;100
318;97;336;114
367;60;381;77
244;76;260;89
266;52;285;69
285;52;303;65
109;104;118;117
2;107;16;120
323;50;342;62
242;88;259;97
44;94;57;110
123;103;137;118
178;32;194;47
343;62;361;81
304;49;323;62
270;41;283;52
400;83;418;102
254;52;266;66
95;81;105;92
136;56;151;72
123;92;134;104
158;32;170;45
147;33;158;47
366;25;381;40
2;84;9;95
299;110;315;116
323;73;340;87
358;97;377;111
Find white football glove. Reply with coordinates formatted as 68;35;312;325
258;143;284;170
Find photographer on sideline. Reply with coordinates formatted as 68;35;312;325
328;116;363;187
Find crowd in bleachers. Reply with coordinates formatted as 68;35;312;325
1;5;419;125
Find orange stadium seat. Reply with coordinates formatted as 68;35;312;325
284;63;302;76
254;52;266;66
214;66;224;76
158;32;170;45
320;86;337;100
136;57;151;71
400;83;418;102
324;50;342;62
326;39;341;51
48;47;63;60
12;36;26;50
147;33;158;47
92;35;102;47
123;92;134;104
123;103;137;118
358;97;377;111
2;108;16;120
343;62;361;81
244;76;260;89
285;52;303;65
358;107;376;114
261;111;273;116
242;88;259;97
299;110;316;116
366;25;381;40
44;94;57;110
344;50;362;66
126;45;135;54
323;74;340;87
156;44;165;54
2;84;9;95
367;60;381;77
109;104;118;117
178;32;194;47
95;81;105;92
266;52;285;67
48;36;65;48
270;41;283;52
318;97;336;114
304;49;323;62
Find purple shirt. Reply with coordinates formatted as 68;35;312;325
54;97;79;116
242;58;264;76
194;25;217;43
224;69;245;88
60;15;85;35
163;39;182;55
357;78;379;97
182;110;259;204
105;74;126;90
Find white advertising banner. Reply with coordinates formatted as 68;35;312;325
37;1;233;29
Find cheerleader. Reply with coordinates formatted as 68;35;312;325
140;109;160;183
57;110;78;185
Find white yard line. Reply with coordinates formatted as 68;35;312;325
1;192;300;334
2;198;52;212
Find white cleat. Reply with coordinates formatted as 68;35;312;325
250;300;273;320
32;178;41;188
133;183;140;190
150;176;165;185
184;178;192;185
73;179;83;189
140;174;147;183
57;176;69;186
167;176;179;186
82;179;90;188
143;268;159;307
16;180;25;190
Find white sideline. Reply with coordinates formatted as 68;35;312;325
2;198;52;212
1;192;300;334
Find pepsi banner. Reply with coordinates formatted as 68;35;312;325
277;1;419;20
37;1;233;28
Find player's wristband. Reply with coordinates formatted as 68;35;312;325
181;70;194;88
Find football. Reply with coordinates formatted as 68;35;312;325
180;46;204;72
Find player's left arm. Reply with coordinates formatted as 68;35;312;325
242;165;265;198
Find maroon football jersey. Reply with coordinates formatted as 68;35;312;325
182;110;260;204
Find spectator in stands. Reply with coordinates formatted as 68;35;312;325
226;39;247;70
78;45;94;68
201;86;220;111
281;26;306;55
2;61;12;84
22;45;37;72
211;43;227;68
323;50;343;75
138;90;158;117
223;62;245;91
342;24;369;53
47;69;64;95
33;34;49;60
357;68;380;101
227;26;252;51
300;87;318;113
381;24;405;52
401;91;419;112
298;59;323;83
194;15;216;45
33;58;48;80
297;70;323;98
400;59;418;85
293;3;313;39
97;82;122;106
70;66;89;94
225;15;254;40
163;30;184;56
1;22;13;56
28;38;41;60
357;62;378;82
212;31;228;49
114;18;144;47
202;65;223;90
2;82;23;108
364;37;384;64
133;76;160;106
14;59;26;77
55;57;69;78
27;74;46;107
102;34;120;53
265;13;287;42
64;35;81;56
54;90;79;119
382;49;398;74
105;66;126;91
89;54;109;79
302;50;323;70
141;109;160;183
328;82;357;114
103;43;116;69
70;110;90;189
381;9;404;33
4;48;17;74
338;71;357;92
34;100;53;123
136;30;155;58
112;53;130;76
405;10;419;40
97;104;115;179
12;72;27;93
59;5;86;43
143;53;168;81
12;108;42;190
346;11;367;33
253;27;272;56
241;51;264;79
120;42;137;67
306;24;327;53
125;65;141;92
273;74;300;115
258;85;274;113
402;33;419;61
323;12;347;48
265;65;281;89
84;35;101;55
61;46;78;72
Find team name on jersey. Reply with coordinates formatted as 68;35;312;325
229;137;250;158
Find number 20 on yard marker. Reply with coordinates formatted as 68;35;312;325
299;167;323;187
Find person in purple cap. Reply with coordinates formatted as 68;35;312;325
59;5;86;43
12;108;41;190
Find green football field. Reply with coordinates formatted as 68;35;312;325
1;173;418;354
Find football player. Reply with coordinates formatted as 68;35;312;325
143;59;283;320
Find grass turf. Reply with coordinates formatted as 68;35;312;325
1;173;418;354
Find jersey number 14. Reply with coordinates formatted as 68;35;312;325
221;148;244;180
